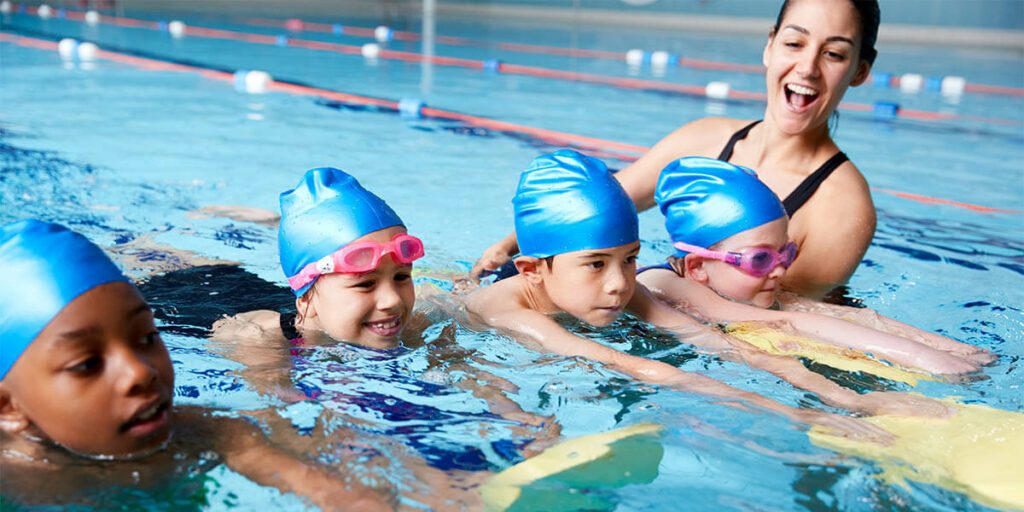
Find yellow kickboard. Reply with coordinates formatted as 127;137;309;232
810;400;1024;510
726;322;936;386
482;423;664;512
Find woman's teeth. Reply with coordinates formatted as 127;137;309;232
786;83;818;95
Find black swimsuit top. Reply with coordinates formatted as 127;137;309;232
717;120;848;217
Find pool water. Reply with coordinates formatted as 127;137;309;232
2;4;1023;511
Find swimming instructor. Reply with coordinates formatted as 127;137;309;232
472;0;880;299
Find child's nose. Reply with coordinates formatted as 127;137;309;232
604;266;630;295
375;282;404;312
116;349;159;396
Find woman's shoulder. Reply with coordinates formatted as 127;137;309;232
656;117;758;155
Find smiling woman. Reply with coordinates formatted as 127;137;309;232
473;0;882;299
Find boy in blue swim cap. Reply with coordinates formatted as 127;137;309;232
0;219;390;509
638;157;992;381
465;150;899;429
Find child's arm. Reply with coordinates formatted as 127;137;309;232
779;292;994;364
653;280;980;375
182;408;394;511
631;286;951;417
481;306;889;439
208;311;305;401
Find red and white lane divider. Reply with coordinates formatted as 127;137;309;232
241;15;1024;99
22;6;1021;127
1;30;1021;215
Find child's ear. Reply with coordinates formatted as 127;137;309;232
295;291;318;321
0;384;30;434
684;254;710;284
514;256;544;285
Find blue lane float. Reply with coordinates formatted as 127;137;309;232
873;101;900;121
332;23;344;35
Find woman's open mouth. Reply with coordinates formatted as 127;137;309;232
784;83;820;111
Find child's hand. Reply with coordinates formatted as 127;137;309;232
794;409;895;445
854;392;955;418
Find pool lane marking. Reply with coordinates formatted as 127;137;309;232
242;16;766;73
34;9;1024;127
1;31;1020;216
240;16;1024;98
0;31;646;161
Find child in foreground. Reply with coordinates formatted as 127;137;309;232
637;157;993;376
0;219;391;509
464;149;892;433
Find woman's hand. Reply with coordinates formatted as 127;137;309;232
469;232;518;280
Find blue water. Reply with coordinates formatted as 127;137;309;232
2;5;1023;511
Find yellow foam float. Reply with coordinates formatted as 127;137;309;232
726;322;936;386
481;423;664;511
810;400;1024;510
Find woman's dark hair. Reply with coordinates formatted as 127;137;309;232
773;0;880;64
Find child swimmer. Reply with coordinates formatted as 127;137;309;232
0;219;390;509
465;150;891;433
638;157;993;376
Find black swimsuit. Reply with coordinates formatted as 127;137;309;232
717;120;849;217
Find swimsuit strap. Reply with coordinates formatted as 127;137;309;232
280;311;301;341
782;151;848;216
716;119;848;217
716;120;762;161
636;261;677;276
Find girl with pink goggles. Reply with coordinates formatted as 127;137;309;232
673;241;797;278
288;233;425;292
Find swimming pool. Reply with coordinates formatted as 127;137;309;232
2;3;1023;510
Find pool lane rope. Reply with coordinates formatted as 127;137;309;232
0;30;1021;216
17;6;1024;127
240;15;1024;99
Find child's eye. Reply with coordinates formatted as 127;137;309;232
142;331;162;346
353;280;376;289
67;356;102;375
625;255;637;264
825;50;846;61
784;41;802;49
586;261;605;270
394;272;411;282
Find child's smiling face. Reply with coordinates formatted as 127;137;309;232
538;241;640;327
688;218;792;308
297;226;416;349
0;282;175;457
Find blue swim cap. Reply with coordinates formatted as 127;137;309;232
0;220;129;378
279;167;404;296
656;157;786;256
514;149;638;258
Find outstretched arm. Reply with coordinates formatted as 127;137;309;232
182;408;394;511
631;286;952;417
779;292;994;365
481;306;890;439
653;280;979;375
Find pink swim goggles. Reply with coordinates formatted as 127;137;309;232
673;241;797;277
288;233;425;291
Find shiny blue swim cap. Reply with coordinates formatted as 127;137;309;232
279;167;404;297
514;149;638;258
0;220;129;379
656;157;786;256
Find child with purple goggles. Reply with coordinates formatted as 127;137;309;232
637;157;993;383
